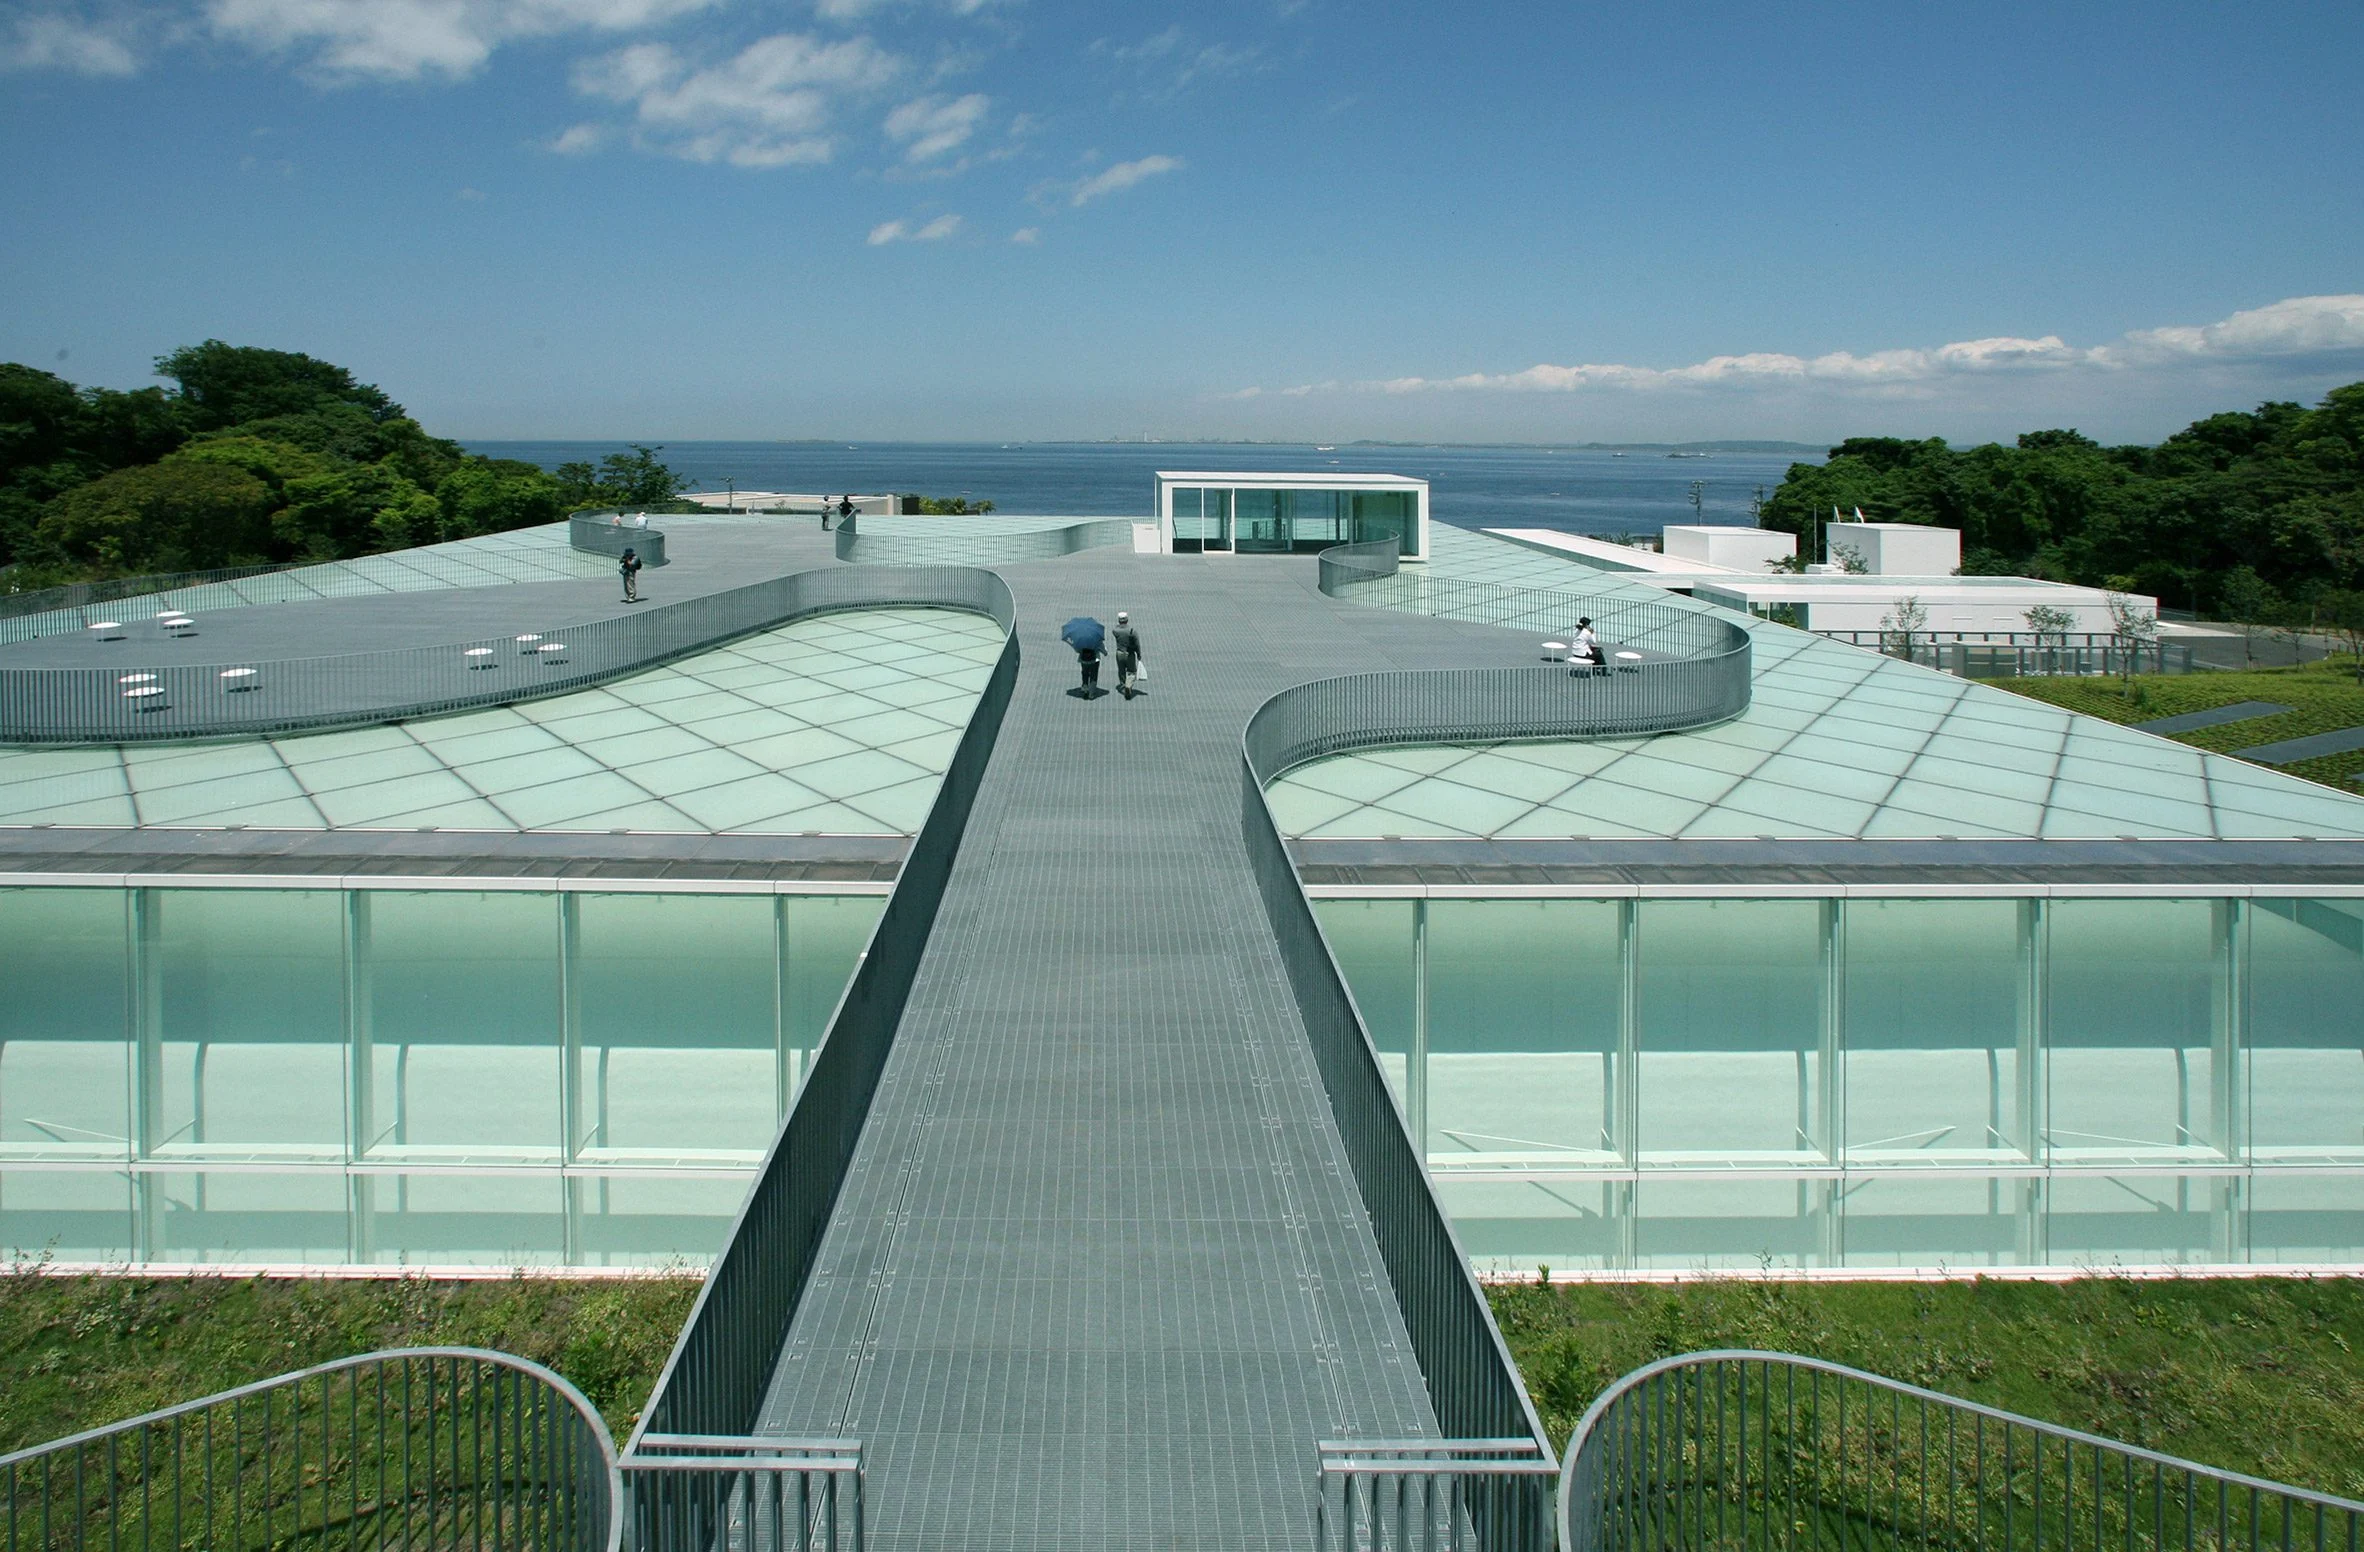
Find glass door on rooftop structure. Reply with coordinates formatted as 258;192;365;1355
1233;488;1415;555
1171;487;1233;553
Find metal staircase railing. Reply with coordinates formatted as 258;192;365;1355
0;1346;620;1552
1560;1350;2364;1552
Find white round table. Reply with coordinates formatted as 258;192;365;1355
465;647;497;669
219;667;259;692
537;643;568;662
118;672;157;685
90;621;124;640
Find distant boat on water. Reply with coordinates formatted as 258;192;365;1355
1314;445;1335;451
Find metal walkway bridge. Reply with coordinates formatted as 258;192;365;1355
633;544;1578;1549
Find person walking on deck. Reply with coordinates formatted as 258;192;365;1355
1060;616;1106;697
619;547;643;603
1112;611;1145;698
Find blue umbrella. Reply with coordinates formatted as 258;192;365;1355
1060;616;1105;652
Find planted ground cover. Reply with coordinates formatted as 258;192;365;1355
1993;659;2364;790
0;1267;700;1450
9;1268;2363;1507
1488;1275;2364;1499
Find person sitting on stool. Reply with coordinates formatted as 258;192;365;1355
1570;617;1602;672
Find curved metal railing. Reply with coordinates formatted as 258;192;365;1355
833;514;1136;565
0;563;1013;745
1319;534;1752;661
0;562;300;623
0;1346;621;1552
571;510;669;567
1269;537;1754;779
1243;653;1750;785
1560;1350;2364;1552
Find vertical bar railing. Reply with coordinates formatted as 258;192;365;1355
1318;1443;1558;1552
619;567;1016;1543
831;514;1137;565
622;1438;863;1552
0;563;1010;743
0;1347;620;1552
1560;1351;2364;1552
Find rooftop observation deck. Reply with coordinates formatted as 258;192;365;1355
14;513;2364;1549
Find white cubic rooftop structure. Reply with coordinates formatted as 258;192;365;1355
1157;471;1428;561
1692;573;2150;635
1825;520;1961;575
1662;524;1796;572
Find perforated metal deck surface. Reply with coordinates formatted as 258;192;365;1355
754;550;1539;1549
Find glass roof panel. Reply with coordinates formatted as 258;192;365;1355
1270;527;2364;841
0;605;1002;838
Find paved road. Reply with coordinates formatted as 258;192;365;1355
754;549;1540;1551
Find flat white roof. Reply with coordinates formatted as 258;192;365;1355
1155;471;1425;489
1484;528;1743;577
1694;575;2134;603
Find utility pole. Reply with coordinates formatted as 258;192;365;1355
1688;479;1706;523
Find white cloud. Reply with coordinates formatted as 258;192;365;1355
456;185;487;200
868;212;961;243
2109;294;2364;363
1300;295;2364;402
205;0;724;81
884;91;987;162
548;121;605;153
1;11;139;75
1010;226;1039;244
575;31;899;167
1070;153;1180;206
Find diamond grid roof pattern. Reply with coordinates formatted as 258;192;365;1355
1268;526;2364;842
0;606;1003;835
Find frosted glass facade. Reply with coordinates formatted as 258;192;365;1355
0;884;883;1268
1315;892;2364;1273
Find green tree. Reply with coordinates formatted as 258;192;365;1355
2219;566;2279;668
154;341;400;433
556;445;687;511
435;459;566;540
35;460;275;574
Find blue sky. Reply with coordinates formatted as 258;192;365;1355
4;0;2361;444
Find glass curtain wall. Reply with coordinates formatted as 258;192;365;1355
0;885;883;1268
1168;487;1414;555
1313;893;2364;1273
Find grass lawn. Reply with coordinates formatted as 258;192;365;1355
0;1268;700;1451
1488;1275;2364;1500
10;1269;2364;1507
1987;658;2364;791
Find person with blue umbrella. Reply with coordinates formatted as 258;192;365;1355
1060;615;1106;696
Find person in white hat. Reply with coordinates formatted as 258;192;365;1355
1112;611;1145;699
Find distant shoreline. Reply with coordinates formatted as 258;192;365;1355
466;437;1829;454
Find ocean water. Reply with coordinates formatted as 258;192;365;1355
463;440;1821;538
